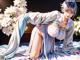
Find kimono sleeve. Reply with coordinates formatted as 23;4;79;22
28;10;59;25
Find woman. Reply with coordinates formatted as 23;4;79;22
27;1;77;59
0;0;77;60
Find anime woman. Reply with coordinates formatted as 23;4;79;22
0;0;77;60
27;0;77;59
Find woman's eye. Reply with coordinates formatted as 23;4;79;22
65;9;74;14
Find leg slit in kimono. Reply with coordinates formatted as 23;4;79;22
26;27;43;59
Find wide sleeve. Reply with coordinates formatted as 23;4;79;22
63;19;74;51
28;10;59;25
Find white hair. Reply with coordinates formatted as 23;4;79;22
61;1;77;15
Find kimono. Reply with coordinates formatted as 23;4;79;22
0;10;74;60
29;11;74;59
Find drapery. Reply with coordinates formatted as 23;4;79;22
0;14;29;60
0;10;75;60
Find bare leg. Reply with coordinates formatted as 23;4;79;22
29;27;43;59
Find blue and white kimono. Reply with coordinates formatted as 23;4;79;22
0;10;74;60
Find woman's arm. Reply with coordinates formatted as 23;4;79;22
63;19;74;51
28;10;58;25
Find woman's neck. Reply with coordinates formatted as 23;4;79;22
62;14;68;22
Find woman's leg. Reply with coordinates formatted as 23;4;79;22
29;27;43;58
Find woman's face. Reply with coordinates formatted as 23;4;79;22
63;7;75;18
